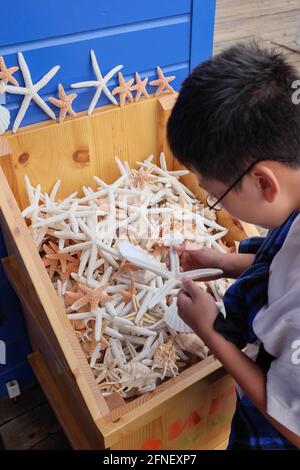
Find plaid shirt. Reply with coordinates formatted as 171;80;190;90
214;211;299;450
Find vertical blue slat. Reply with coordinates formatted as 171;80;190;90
190;0;216;71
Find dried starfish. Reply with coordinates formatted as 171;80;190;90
49;83;77;123
130;166;157;190
43;241;79;274
112;72;134;107
71;50;123;114
42;242;59;279
0;56;19;86
2;52;59;133
131;72;149;102
118;276;137;304
149;66;175;96
152;339;179;378
68;283;113;312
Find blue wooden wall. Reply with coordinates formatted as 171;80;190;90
0;0;216;395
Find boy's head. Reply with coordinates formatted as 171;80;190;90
167;42;300;228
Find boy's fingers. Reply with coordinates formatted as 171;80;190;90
177;289;192;313
172;243;185;256
181;277;199;300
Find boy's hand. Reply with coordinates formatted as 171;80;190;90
177;277;219;341
168;243;256;279
167;243;224;280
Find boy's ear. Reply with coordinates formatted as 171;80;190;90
251;164;280;203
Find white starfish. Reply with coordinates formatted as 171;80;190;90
3;52;60;133
118;241;223;309
71;50;123;115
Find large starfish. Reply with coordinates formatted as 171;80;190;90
131;72;149;102
71;50;123;114
49;84;77;123
2;52;60;132
112;72;134;107
0;56;19;86
150;66;175;96
69;283;113;312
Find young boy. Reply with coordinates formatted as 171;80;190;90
167;42;300;450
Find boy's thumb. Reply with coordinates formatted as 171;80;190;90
181;277;197;299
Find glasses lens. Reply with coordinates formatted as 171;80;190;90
206;194;222;211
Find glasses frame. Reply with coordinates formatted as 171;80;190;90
206;159;262;211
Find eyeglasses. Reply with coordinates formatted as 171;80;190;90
206;159;261;211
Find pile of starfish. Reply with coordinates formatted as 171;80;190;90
22;153;234;399
0;50;176;132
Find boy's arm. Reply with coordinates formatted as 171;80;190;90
219;252;255;278
204;331;300;448
177;278;300;448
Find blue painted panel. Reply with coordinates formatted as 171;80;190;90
5;21;190;104
190;0;216;71
0;0;191;47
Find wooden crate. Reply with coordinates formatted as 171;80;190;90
0;94;258;450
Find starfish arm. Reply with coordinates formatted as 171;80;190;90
35;65;60;91
87;243;98;282
12;94;31;133
48;97;64;108
90;50;103;82
148;278;177;309
8;75;19;87
71;80;99;89
102;84;119;106
4;85;28;95
103;64;123;84
88;86;102;115
18;52;33;88
59;107;67;123
33;94;57;119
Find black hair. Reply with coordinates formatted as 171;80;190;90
167;42;300;185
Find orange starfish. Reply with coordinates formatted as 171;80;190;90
44;241;79;274
131;72;149;102
150;66;175;96
57;259;80;283
70;283;113;312
49;83;77;123
114;259;140;278
0;56;19;86
112;72;134;107
42;242;59;279
131;166;158;190
119;276;137;304
64;284;84;307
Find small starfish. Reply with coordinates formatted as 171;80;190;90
44;241;79;273
150;66;175;96
114;259;139;278
42;242;59;279
70;283;113;312
131;72;149;102
130;166;157;190
119;276;137;304
112;72;134;107
49;84;77;123
0;56;19;86
57;260;80;283
64;284;84;307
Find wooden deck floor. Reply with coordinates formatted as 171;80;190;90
214;0;300;70
0;383;70;450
